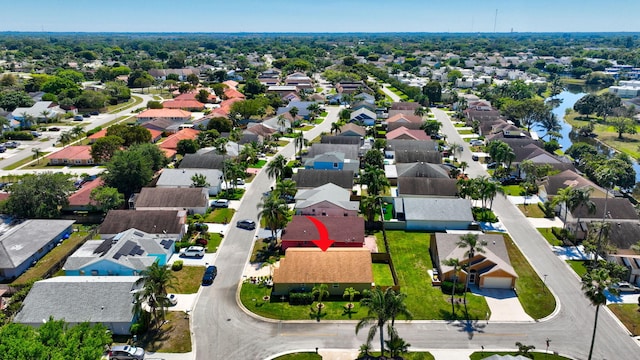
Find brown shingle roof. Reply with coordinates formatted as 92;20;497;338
135;188;208;208
572;198;639;220
281;216;364;244
100;210;185;235
273;248;373;284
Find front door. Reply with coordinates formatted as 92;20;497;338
469;270;477;284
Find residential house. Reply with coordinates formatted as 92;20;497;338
538;170;606;203
174;91;217;104
294;183;359;217
397;177;459;197
353;92;376;104
305;144;360;161
14;276;141;335
158;128;200;158
292;169;355;190
132;187;209;215
335;81;370;94
99;210;187;239
388;102;421;118
392;197;473;231
223;87;245;100
386;127;431;141
431;233;518;289
568;197;639;240
47;145;94;166
386;162;450;186
142;118;184;134
304;152;360;173
162;99;205;111
351;101;376;112
136;109;191;124
349;108;376;126
276;101;318;120
393;150;442;164
282;92;301;102
88;128;162;144
385;113;423;128
268;85;299;96
338;123;366;137
63;228;176;276
281;215;365;251
320;136;362;146
155;168;223;196
284;72;313;89
149;68;200;81
0;220;75;280
178;153;225;170
245;123;277;140
11;101;65;126
64;178;104;212
272;248;373;296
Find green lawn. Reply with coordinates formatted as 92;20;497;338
608;304;640;336
368;352;434;360
470;351;571;360
3;152;51;170
206;233;223;253
457;129;473;134
217;188;245;200
502;185;524;196
538;228;563;246
378;231;490;320
249;159;267;168
169;266;205;294
372;263;394;286
204;208;235;223
503;234;556;319
517;204;546;218
566;260;588;277
299;125;314;131
565;111;640;159
383;203;393;221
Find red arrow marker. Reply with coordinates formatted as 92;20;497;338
305;216;335;251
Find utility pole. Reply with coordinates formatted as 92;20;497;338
493;9;498;33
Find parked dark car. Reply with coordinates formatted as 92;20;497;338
486;162;498;169
499;176;523;185
82;113;91;118
471;154;479;161
236;219;256;230
5;142;19;148
48;127;61;131
202;265;218;285
90;111;99;116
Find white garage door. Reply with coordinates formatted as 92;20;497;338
482;277;512;289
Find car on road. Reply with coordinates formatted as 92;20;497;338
5;141;19;148
48;127;61;131
499;176;523;185
471;154;479;161
73;115;83;121
236;219;256;230
0;146;6;153
90;111;100;116
614;282;640;293
180;246;205;258
108;345;145;360
210;199;229;208
202;265;218;285
82;113;91;118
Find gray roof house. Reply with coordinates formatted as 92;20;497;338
276;101;318;119
14;276;141;335
293;169;355;190
156;168;223;196
133;187;209;215
305;144;360;160
63;228;176;276
397;177;459;197
0;220;75;281
99;210;187;239
178;153;226;169
392;197;473;231
295;183;359;217
303;152;360;173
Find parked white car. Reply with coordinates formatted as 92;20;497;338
180;246;205;258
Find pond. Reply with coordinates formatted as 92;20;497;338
535;85;640;183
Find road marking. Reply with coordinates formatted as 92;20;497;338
279;333;337;337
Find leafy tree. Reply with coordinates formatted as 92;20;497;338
133;261;176;330
191;173;210;188
421;119;442;136
422;81;442;103
103;148;154;198
207;117;233;133
147;100;163;109
609;117;637;139
573;94;599;118
361;165;389;197
5;172;75;218
41;76;81;98
90;186;124;213
106;124;152;147
55;69;85;83
90;135;124;163
243;79;266;98
582;267;619;360
595;93;622;122
362;149;384;168
177;139;199;156
127;69;154;89
274;179;297;199
195;89;210;103
0;90;35;111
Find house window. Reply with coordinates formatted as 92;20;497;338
63;159;68;164
91;270;98;276
333;162;338;168
344;213;348;216
332;284;339;288
74;160;82;164
87;159;93;164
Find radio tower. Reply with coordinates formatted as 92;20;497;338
493;9;498;33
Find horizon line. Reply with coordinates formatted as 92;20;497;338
1;31;640;35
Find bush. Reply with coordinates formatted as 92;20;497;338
196;238;208;246
86;126;103;136
4;131;34;140
472;207;498;222
289;291;314;305
174;241;191;252
171;260;184;271
540;201;556;218
441;281;466;295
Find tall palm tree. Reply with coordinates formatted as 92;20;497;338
134;261;176;329
289;106;299;119
456;234;487;307
257;194;289;240
294;131;305;156
356;288;390;358
450;143;463;161
414;106;426;117
552;186;574;229
266;154;287;181
39;109;51;124
230;127;243;154
214;137;229;193
0;116;10;135
385;333;411;358
568;187;596;235
385;288;412;328
59;131;73;148
70;125;85;140
330;121;341;135
582;267;618;360
274;179;296;200
361;165;390;196
306;103;321;121
31;148;42;165
360;194;382;223
277;115;288;134
442;257;461;316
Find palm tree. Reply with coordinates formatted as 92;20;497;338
552;186;574;229
312;283;330;317
294;131;305;156
31;148;42;165
414;106;426;117
450;142;463;161
385;288;412;328
214;137;229;193
306;103;321;121
21;112;34;128
257;195;289;241
460;161;468;173
582;267;618;360
456;233;486;309
277;115;288;134
343;287;360;312
330;121;341;135
274;179;296;200
385;333;411;358
39;109;51;124
190;173;209;188
0;116;10;135
230;127;242;154
133;261;176;329
360;194;382;223
442;257;461;316
568;187;596;235
361;165;390;196
266;154;287;181
289;106;299;119
356;288;390;358
238;142;258;165
70;125;85;140
58;131;73;147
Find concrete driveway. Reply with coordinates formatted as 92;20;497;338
167;253;216;267
471;287;534;322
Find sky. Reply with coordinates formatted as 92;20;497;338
2;0;640;33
